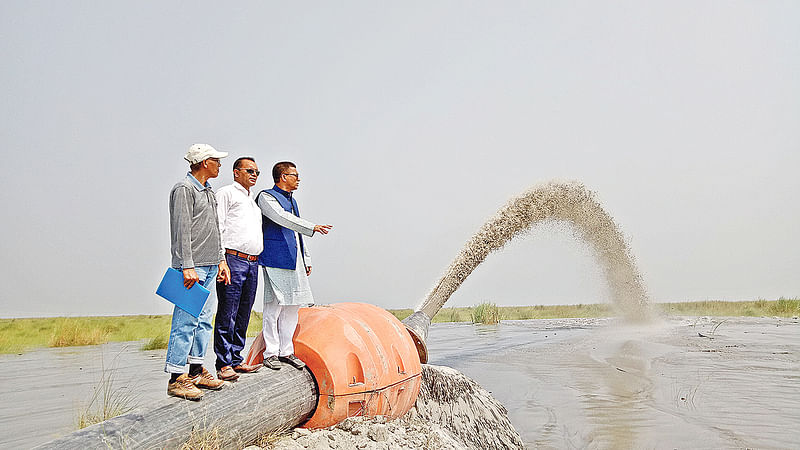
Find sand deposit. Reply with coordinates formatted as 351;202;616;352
262;365;523;450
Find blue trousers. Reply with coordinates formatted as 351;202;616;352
165;265;218;373
214;253;259;369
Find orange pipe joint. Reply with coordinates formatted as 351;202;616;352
247;302;423;429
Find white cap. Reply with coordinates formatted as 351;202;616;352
184;143;229;164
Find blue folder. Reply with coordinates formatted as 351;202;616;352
156;268;211;318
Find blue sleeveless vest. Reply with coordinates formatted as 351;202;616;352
258;186;306;270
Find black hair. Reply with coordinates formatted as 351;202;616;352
233;157;256;170
272;161;296;182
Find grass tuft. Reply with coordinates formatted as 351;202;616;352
180;427;222;450
76;356;137;429
253;427;292;448
178;423;291;450
141;334;169;351
470;302;500;325
657;299;800;317
770;297;800;316
433;307;471;323
50;318;108;347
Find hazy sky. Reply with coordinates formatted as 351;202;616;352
1;1;798;318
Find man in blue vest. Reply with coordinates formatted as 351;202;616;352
256;161;332;370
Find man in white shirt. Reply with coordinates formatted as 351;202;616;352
214;157;264;381
256;161;332;370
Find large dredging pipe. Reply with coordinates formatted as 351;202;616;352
36;303;421;449
403;181;650;362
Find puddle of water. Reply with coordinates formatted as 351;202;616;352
1;317;797;449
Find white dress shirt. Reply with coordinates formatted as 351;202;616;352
216;182;263;255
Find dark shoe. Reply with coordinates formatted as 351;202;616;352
233;363;262;373
279;354;306;370
217;365;240;381
264;355;282;370
168;374;204;401
191;367;225;390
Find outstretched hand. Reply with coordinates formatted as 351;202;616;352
314;224;333;235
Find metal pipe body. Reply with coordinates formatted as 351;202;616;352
402;310;432;363
35;368;317;449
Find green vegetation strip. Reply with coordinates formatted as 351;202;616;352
1;299;797;354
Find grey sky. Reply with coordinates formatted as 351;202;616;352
1;1;798;317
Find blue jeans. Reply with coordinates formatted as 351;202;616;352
164;265;218;373
214;253;259;369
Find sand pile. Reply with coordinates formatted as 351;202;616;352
259;364;523;450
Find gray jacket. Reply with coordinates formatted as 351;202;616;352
169;173;224;269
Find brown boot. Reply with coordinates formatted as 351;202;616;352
168;374;204;401
233;363;263;373
191;367;225;390
217;365;240;381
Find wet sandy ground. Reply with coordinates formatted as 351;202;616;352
1;316;798;449
427;316;800;449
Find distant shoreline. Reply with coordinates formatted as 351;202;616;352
1;299;797;355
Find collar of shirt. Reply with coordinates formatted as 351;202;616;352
233;181;253;198
272;184;292;200
187;172;212;191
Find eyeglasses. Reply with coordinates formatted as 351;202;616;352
282;173;299;178
208;158;221;165
236;168;260;176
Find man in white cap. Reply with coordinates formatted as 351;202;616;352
165;143;232;400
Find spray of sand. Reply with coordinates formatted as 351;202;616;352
416;180;650;321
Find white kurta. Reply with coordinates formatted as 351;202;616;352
262;234;314;306
257;192;316;306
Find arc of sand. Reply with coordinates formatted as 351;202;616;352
403;181;651;362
